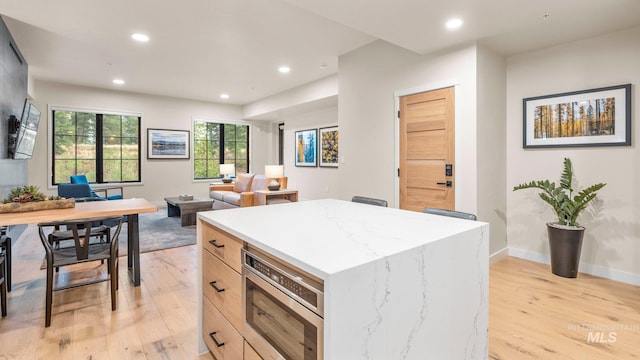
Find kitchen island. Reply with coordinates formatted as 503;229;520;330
197;199;488;359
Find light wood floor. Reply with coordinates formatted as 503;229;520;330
490;257;640;359
0;225;213;360
1;227;639;359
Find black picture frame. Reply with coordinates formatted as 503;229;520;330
319;126;338;168
523;84;631;148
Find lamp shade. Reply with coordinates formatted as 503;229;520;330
220;163;235;176
265;165;284;179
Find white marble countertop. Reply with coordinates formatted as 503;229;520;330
198;198;484;279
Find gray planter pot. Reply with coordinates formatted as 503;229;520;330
547;223;585;278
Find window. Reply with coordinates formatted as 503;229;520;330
193;119;249;180
51;108;141;185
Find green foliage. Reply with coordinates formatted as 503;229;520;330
513;158;606;227
3;185;51;203
53;110;141;184
193;121;248;180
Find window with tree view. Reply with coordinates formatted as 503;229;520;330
193;120;249;180
52;109;141;185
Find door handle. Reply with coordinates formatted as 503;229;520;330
437;181;452;187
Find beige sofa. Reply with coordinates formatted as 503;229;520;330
209;173;288;209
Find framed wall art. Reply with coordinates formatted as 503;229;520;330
147;128;190;159
523;84;631;148
319;126;339;168
295;129;317;167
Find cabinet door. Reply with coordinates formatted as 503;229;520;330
203;297;243;360
203;249;242;330
244;341;263;360
202;222;243;273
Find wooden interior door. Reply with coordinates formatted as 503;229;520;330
399;87;455;212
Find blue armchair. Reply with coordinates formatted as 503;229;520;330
57;183;123;236
70;175;123;200
57;183;98;201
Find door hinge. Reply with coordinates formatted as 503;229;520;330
397;168;400;177
397;110;400;118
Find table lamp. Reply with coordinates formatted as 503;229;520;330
265;165;284;191
220;163;235;183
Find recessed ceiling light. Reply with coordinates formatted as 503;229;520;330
113;79;125;85
445;18;463;30
131;33;149;42
220;93;230;99
278;66;291;74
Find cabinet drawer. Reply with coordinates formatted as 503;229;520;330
203;249;243;331
202;222;243;273
244;341;263;360
203;297;243;360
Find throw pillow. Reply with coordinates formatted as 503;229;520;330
233;173;255;193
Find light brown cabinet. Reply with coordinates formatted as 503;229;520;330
200;220;263;360
203;249;243;330
203;296;243;360
202;222;244;273
244;341;263;360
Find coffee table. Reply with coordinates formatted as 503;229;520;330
164;197;214;226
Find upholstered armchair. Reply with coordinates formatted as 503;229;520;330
57;183;97;201
70;175;123;200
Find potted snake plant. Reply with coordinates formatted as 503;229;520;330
513;158;606;278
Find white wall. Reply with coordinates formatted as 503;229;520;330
332;40;511;255
338;40;479;210
506;26;640;283
29;80;244;207
282;106;341;200
243;75;338;119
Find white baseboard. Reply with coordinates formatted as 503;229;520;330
507;248;550;265
508;247;640;286
489;247;509;265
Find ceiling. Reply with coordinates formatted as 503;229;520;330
2;0;640;106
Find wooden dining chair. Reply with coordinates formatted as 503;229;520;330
37;215;123;327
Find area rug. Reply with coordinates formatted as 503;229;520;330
118;209;196;256
36;209;196;269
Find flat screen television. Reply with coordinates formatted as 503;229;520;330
12;99;41;159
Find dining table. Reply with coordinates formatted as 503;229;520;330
0;198;157;286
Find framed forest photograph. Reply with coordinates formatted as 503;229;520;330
295;129;317;167
319;126;339;167
523;84;631;148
